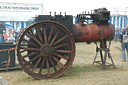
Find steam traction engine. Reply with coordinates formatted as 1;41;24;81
17;8;115;79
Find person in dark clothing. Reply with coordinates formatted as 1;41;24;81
119;28;128;62
13;29;19;43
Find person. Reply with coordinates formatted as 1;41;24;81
8;29;14;43
3;30;8;42
125;25;128;33
0;34;2;43
119;28;128;62
19;28;23;33
13;29;19;43
115;27;120;42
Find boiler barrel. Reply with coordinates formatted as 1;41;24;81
74;23;115;44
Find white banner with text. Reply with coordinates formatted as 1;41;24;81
0;2;43;21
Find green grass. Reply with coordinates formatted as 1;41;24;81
1;41;128;85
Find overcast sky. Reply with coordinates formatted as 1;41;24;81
0;0;128;16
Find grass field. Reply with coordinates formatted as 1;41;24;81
1;41;128;85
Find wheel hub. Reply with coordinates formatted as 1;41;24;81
40;44;53;56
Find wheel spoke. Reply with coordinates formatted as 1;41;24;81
53;42;70;50
29;29;34;35
43;25;48;44
20;49;26;53
27;31;42;46
48;25;55;43
22;38;39;47
53;35;68;46
54;50;72;53
52;56;65;68
46;58;50;76
22;58;28;63
49;57;57;72
26;33;31;38
38;56;46;74
35;26;44;43
23;58;33;67
53;52;68;60
32;57;42;72
22;52;39;59
24;54;42;65
20;47;40;51
50;29;60;45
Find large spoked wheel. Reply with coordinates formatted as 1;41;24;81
17;21;75;79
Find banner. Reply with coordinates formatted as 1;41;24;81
0;2;43;21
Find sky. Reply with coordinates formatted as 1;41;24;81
0;0;128;16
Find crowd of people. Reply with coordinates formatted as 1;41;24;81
1;29;19;43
